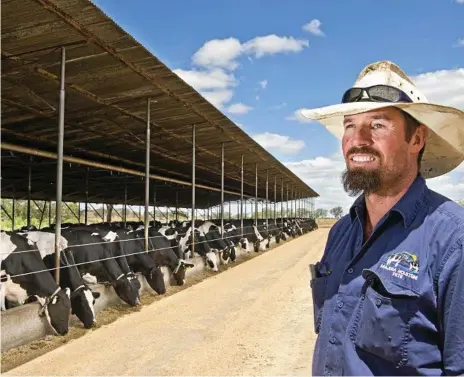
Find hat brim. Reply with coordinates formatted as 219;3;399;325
301;102;464;179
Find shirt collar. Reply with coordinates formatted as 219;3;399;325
349;174;427;228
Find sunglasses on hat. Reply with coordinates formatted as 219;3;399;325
341;85;413;104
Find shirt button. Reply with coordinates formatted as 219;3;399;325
347;268;354;274
329;337;336;344
337;301;344;308
376;298;382;307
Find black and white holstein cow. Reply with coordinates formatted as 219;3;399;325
18;231;100;329
59;229;141;307
227;219;269;253
0;231;71;335
68;224;142;295
197;221;236;264
105;225;167;294
133;226;194;286
172;222;219;271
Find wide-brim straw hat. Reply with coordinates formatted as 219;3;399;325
300;60;464;179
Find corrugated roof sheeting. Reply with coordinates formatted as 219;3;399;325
1;0;318;208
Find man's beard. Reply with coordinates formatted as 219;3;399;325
341;145;386;197
341;168;382;197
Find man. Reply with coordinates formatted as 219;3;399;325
301;61;464;376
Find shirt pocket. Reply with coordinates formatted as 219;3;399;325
349;268;419;368
310;275;329;334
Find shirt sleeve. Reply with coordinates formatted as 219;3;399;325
439;239;464;375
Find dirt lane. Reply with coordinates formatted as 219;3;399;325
6;229;329;376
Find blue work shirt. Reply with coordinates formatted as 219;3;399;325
311;174;464;375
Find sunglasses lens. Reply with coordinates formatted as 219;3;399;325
342;88;363;103
369;85;402;102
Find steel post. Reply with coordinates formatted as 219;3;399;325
240;155;244;236
274;176;277;224
54;47;66;284
12;188;16;231
153;181;156;222
144;98;151;251
255;164;258;223
265;169;268;227
221;142;224;235
27;156;32;227
123;181;127;227
85;167;88;225
191;124;196;257
281;178;284;227
286;185;289;220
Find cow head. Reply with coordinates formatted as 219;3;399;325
205;251;218;272
144;266;166;295
193;229;213;255
172;259;194;285
70;285;100;329
113;275;141;306
37;287;72;335
125;271;142;292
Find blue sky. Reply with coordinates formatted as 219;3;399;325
92;0;464;213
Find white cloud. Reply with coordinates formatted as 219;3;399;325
192;38;243;70
173;68;236;91
179;33;307;110
412;68;464;110
191;35;308;71
302;19;325;36
456;0;464;3
201;90;234;109
173;68;237;110
453;38;464;48
252;132;305;155
226;103;253;115
243;35;309;58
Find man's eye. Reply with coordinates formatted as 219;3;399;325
372;123;384;129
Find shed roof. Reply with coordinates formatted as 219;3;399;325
1;0;318;208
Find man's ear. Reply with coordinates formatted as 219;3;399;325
411;124;428;153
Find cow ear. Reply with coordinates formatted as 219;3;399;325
92;292;101;299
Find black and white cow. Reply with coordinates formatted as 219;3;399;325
235;220;269;253
175;223;218;271
145;227;194;285
222;222;249;251
197;221;235;264
71;224;142;295
109;226;166;295
19;231;100;329
59;229;141;307
0;231;71;335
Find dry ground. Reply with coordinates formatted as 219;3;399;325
4;229;329;376
316;218;338;228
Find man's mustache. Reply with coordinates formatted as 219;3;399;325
346;146;381;158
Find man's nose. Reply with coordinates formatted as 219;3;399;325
350;126;372;146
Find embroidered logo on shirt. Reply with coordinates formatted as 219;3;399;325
380;252;419;280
